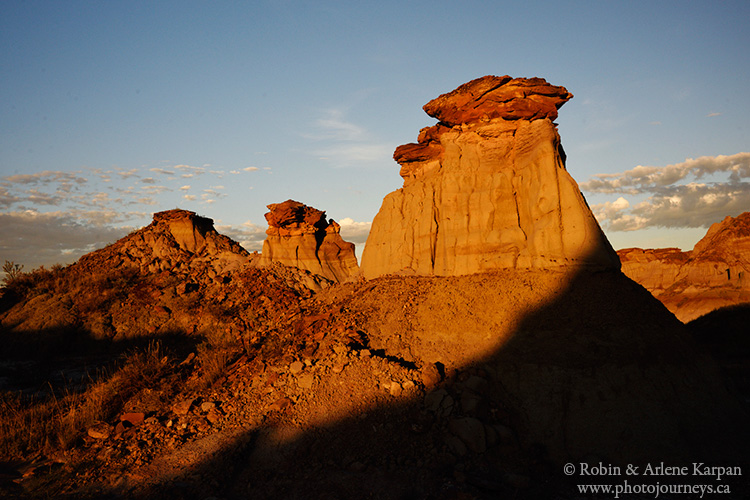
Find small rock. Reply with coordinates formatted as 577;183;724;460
87;423;111;440
172;399;195;416
297;373;315;389
200;401;216;412
440;394;455;416
120;412;145;426
460;392;484;415
388;381;402;397
424;389;448;412
269;397;293;412
444;434;467;457
206;408;222;424
114;421;134;436
421;363;442;388
179;352;196;366
332;344;348;355
289;361;304;374
449;417;486;453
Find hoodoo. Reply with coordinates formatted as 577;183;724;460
361;75;619;278
259;199;359;282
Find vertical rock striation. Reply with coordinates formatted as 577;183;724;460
361;75;619;279
259;200;359;282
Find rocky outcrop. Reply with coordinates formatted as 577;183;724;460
360;75;619;278
77;208;254;277
0;209;317;340
258;200;359;283
619;212;750;321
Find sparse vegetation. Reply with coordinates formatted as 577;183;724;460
192;329;241;390
2;260;24;286
0;341;168;458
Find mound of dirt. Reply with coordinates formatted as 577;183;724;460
7;267;742;499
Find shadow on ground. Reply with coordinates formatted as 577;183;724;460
87;266;749;500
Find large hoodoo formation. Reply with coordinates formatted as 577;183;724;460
258;199;359;283
361;75;620;278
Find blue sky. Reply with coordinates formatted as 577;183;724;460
2;0;749;270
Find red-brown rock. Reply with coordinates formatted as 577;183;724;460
618;212;750;321
259;200;359;283
422;75;573;126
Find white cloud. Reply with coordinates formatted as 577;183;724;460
581;152;750;194
173;164;206;176
338;217;371;244
0;210;131;271
116;168;139;179
150;167;174;175
584;153;750;231
243;166;259;172
3;170;87;186
180;185;191;191
141;185;170;195
216;221;266;252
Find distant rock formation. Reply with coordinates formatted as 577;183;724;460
0;208;324;340
259;200;359;283
77;208;253;278
360;75;619;279
619;211;750;321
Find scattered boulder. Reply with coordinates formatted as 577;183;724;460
361;75;619;278
259;200;360;283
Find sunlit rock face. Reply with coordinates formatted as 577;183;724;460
259;200;359;282
77;208;252;276
361;75;619;279
619;211;750;321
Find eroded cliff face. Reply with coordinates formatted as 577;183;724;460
258;200;359;283
619;212;750;322
360;76;619;279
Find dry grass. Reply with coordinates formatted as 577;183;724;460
192;329;240;390
0;341;168;458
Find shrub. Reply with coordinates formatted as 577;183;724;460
2;260;24;286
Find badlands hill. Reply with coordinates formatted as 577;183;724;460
1;76;747;499
618;211;750;322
